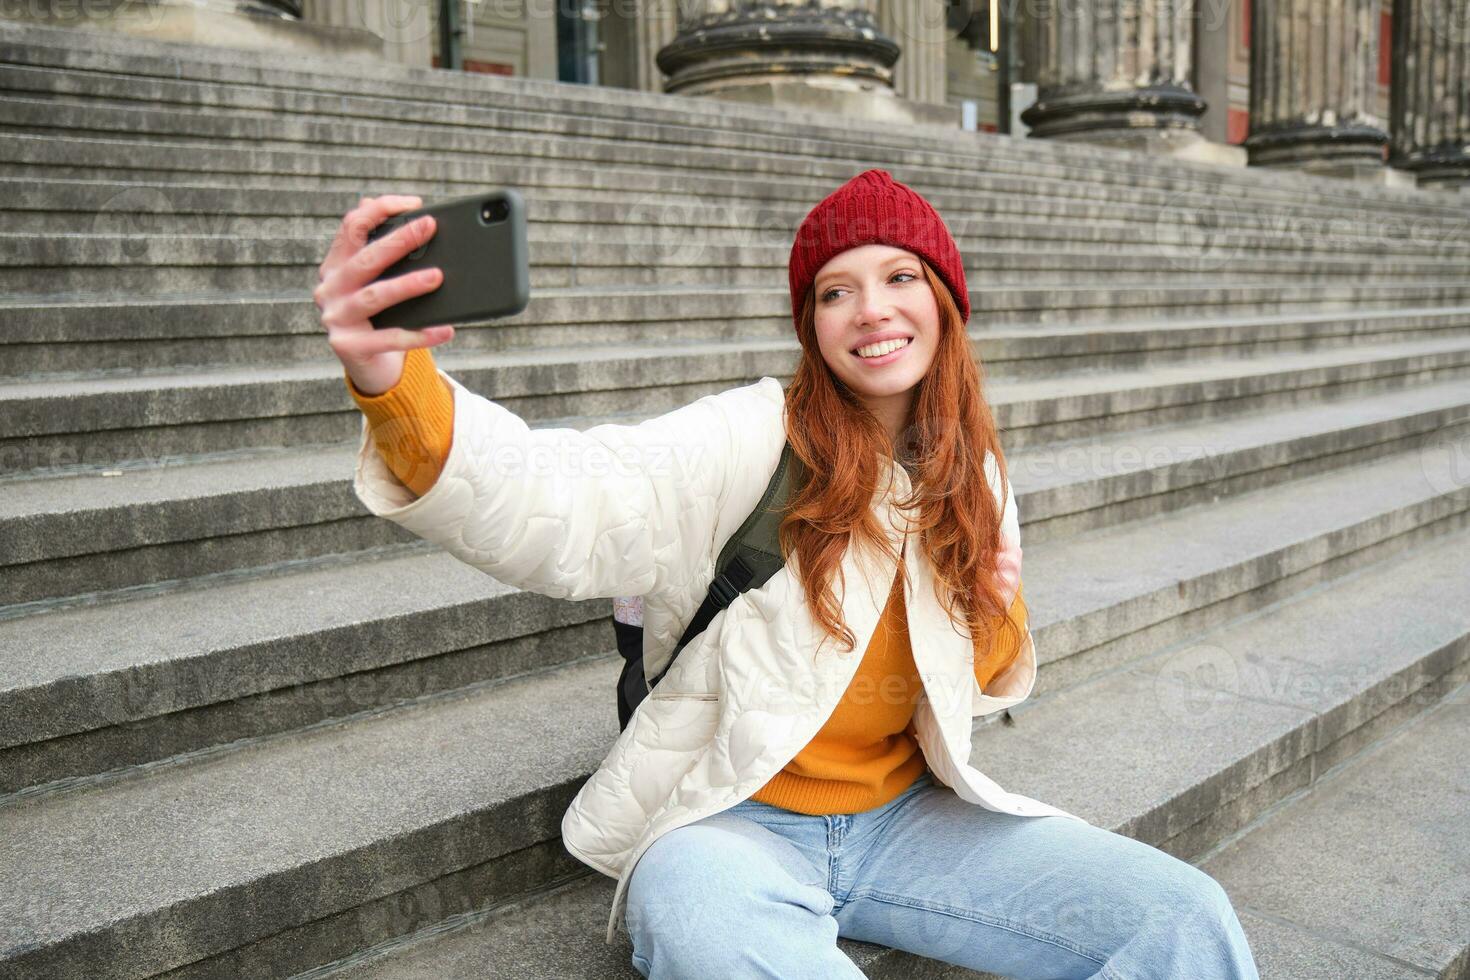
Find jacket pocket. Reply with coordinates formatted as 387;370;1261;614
648;689;721;702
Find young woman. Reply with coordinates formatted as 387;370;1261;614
316;170;1260;979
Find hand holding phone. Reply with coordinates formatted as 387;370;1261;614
365;190;530;331
315;194;454;397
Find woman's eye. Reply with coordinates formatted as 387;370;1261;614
821;272;916;303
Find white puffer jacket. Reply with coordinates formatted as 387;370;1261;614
350;370;1092;945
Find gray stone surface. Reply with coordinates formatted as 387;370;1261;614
1231;908;1431;980
1201;684;1470;977
0;655;621;978
4;312;1468;483
987;524;1470;844
1018;443;1470;649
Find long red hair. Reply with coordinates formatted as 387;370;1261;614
778;258;1021;660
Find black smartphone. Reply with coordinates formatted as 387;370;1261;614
365;189;530;330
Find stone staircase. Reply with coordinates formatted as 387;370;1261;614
1;20;1467;979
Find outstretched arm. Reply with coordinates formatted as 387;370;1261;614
350;371;783;604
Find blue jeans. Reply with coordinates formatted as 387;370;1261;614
625;770;1259;979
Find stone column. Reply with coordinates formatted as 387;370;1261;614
1390;0;1470;191
1245;0;1389;177
634;0;682;93
1193;0;1233;144
1017;0;1208;153
653;0;959;128
878;0;949;105
302;0;427;66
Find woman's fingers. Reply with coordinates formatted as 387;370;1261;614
320;195;421;277
316;195;436;318
338;213;438;296
320;213;437;313
330;323;453;363
317;194;458;394
333;265;443;326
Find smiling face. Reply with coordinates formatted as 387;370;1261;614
812;243;940;445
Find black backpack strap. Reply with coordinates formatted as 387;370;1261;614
613;617;646;730
646;441;803;693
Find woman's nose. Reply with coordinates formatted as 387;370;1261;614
857;294;892;323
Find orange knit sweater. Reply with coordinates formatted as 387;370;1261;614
346;348;1027;815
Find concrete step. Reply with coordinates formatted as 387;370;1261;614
3;132;1466;271
1;24;1463;220
1197;682;1470;978
0;648;618;980
12;228;1464;300
2;327;1467;478
1005;377;1470;544
6;219;1467;291
3;86;1468;249
3;376;1468;796
7;174;1469;265
989;333;1470;449
4;463;1462;978
5;156;1467;289
5;272;1470;384
0;544;615;799
4;280;1468;381
0;346;777;479
4;364;1468;614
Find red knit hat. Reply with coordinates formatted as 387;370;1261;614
788;168;969;327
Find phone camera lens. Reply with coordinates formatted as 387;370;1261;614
481;200;509;222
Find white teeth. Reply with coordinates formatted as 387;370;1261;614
855;337;910;358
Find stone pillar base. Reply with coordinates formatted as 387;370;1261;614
688;80;961;131
1398;154;1470;194
1244;123;1390;171
0;1;384;61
